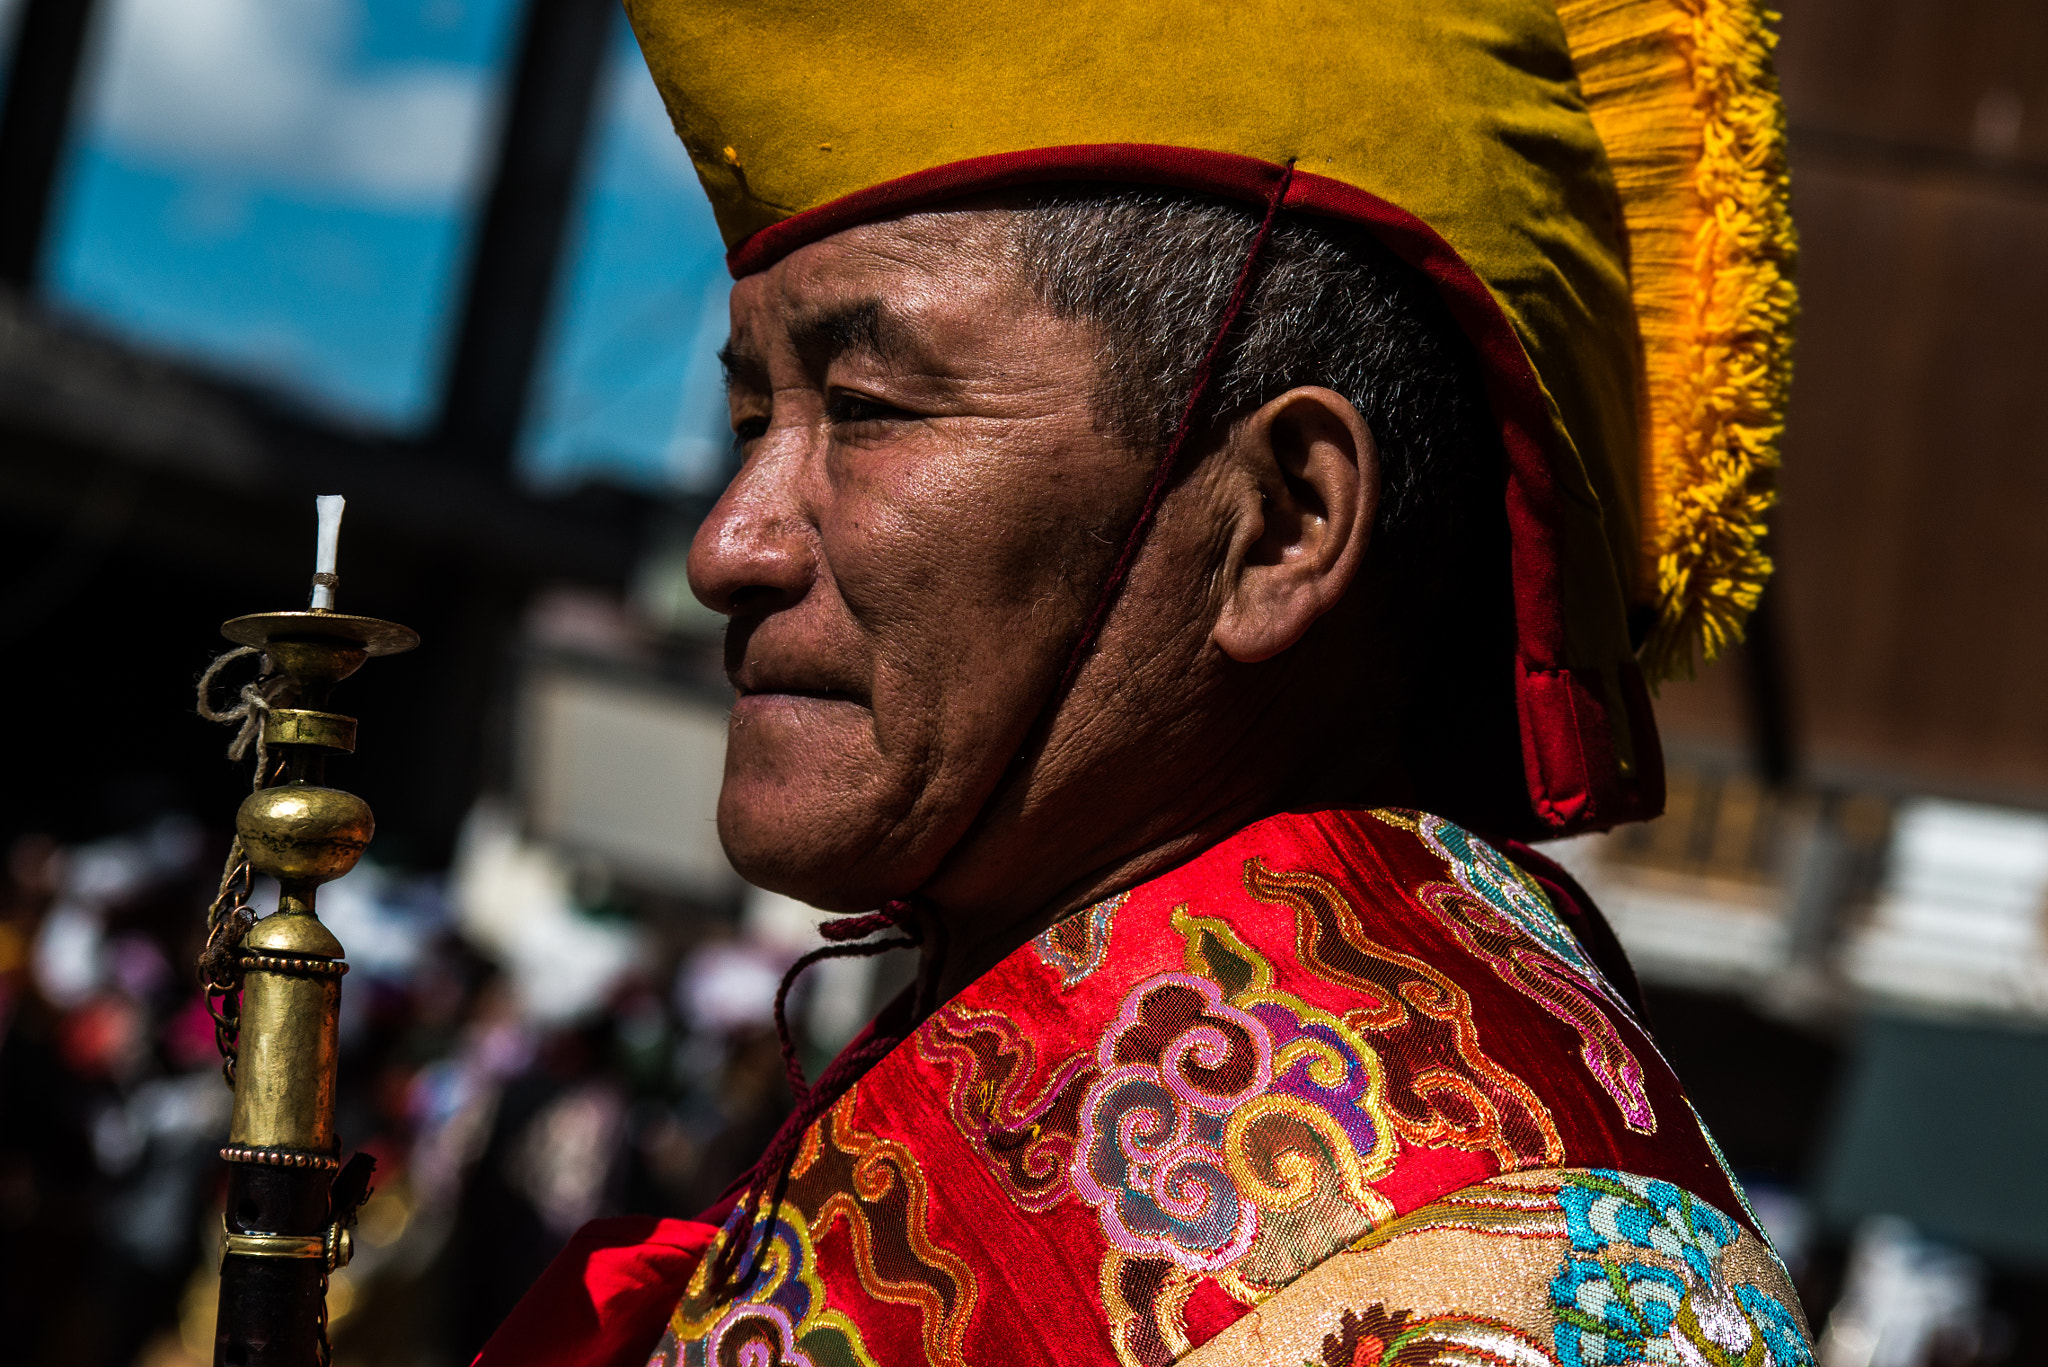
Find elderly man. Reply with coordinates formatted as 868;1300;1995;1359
479;0;1807;1365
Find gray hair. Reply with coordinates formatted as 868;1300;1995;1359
1003;187;1504;579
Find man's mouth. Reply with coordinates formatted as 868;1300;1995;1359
728;684;870;730
729;659;868;707
724;619;867;707
732;685;865;704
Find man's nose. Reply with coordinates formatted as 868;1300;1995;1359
687;442;817;616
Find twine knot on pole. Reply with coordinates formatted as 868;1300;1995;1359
192;646;297;1083
197;645;297;778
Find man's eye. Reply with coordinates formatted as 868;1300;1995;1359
827;392;910;426
732;415;769;444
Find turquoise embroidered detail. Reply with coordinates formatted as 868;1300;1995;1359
1416;815;1616;1000
1549;1171;1812;1367
1737;1284;1812;1367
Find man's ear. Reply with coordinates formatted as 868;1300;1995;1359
1210;386;1379;664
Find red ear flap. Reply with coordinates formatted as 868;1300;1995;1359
1517;658;1666;835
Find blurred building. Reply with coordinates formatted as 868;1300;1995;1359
1551;5;2048;1356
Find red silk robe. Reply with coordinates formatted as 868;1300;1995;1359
475;809;1807;1367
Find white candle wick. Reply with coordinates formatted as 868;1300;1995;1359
312;495;345;610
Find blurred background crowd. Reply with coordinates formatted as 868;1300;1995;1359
3;0;2048;1364
0;730;910;1365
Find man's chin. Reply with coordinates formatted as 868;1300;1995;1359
723;698;880;798
717;792;898;913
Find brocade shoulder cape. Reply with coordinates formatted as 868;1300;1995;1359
475;809;1813;1367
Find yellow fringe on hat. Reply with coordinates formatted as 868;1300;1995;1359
1557;0;1797;681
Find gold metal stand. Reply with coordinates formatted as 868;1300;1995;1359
209;608;416;1367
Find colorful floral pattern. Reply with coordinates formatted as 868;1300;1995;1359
1549;1171;1812;1367
666;1203;874;1367
1076;972;1270;1270
919;1003;1094;1212
1414;816;1622;1009
1036;892;1126;987
1242;858;1566;1170
1397;815;1657;1134
1311;1305;1556;1367
1174;1171;1808;1367
653;809;1790;1367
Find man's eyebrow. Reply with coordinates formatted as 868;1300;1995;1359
785;299;917;368
719;336;768;391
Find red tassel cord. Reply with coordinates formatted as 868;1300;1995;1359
1053;160;1296;698
705;901;921;1296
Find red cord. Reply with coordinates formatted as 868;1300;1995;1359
769;908;909;1102
710;899;921;1296
1053;160;1297;700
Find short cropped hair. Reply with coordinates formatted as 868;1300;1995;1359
1006;189;1525;826
1006;187;1501;585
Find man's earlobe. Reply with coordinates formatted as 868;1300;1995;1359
1211;386;1379;664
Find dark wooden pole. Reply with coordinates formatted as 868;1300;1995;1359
216;1165;332;1367
0;0;102;289
432;0;614;473
1740;576;1798;790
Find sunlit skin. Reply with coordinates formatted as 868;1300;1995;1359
689;206;1390;1001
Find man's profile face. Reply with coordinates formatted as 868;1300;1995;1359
691;214;1146;911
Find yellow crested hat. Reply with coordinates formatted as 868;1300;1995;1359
625;0;1795;834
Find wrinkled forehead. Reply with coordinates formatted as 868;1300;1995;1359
726;207;1031;361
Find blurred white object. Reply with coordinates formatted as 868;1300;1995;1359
743;886;881;1053
314;860;436;982
507;1083;626;1236
1881;801;2048;949
30;815;202;1007
521;659;738;898
92;1071;232;1178
1818;1217;1984;1367
97;1073;236;1272
451;802;643;1026
84;0;494;206
1844;799;2048;1016
678;941;785;1034
408;996;534;1211
742;885;829;956
32;902;105;1008
673;889;884;1050
1545;830;1789;992
807;951;882;1052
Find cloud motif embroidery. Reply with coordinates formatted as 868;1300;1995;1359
1073;973;1270;1271
1418;816;1627;1011
702;1302;817;1367
1072;967;1391;1276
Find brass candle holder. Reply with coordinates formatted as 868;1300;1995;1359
204;517;419;1366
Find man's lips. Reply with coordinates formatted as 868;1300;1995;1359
728;661;869;708
732;686;865;704
725;620;868;708
728;687;869;732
